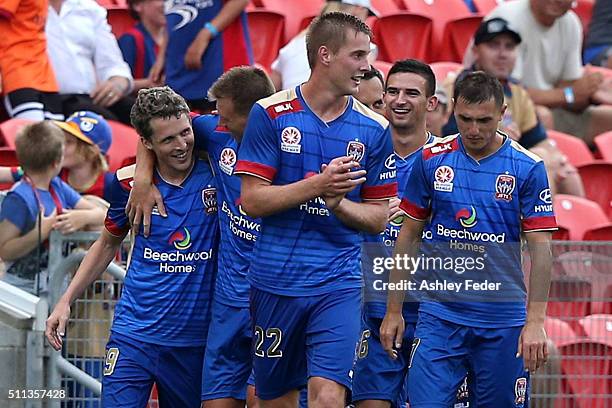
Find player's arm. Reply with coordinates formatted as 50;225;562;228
45;228;127;350
240;156;366;218
126;140;165;237
518;230;552;373
380;216;425;359
330;199;387;234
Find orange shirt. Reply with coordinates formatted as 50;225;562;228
0;0;57;93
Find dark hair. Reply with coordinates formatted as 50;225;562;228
130;86;190;140
208;66;276;116
386;59;436;97
306;11;372;69
16;121;64;173
127;0;143;20
363;66;384;86
453;71;504;108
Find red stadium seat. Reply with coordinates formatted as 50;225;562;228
402;0;473;61
584;225;612;241
371;0;406;15
552;226;571;241
430;61;463;83
0;148;18;190
472;0;502;14
259;0;323;43
577;162;612;221
372;60;392;79
594;131;612;162
547;279;591;331
106;120;139;172
579;314;612;347
547;130;594;167
96;0;118;8
553;194;609;240
0;118;33;149
435;15;483;63
247;10;285;72
373;13;433;63
545;317;578;349
107;7;137;38
572;0;594;34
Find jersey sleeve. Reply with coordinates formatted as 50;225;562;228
399;153;432;221
234;104;279;182
0;193;31;233
361;126;397;200
519;161;557;232
118;33;137;77
103;174;131;237
191;114;218;152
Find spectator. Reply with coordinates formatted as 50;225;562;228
157;0;252;111
269;0;378;91
118;0;166;93
426;86;451;136
46;0;134;125
0;0;62;120
446;17;585;196
355;66;385;116
583;0;612;68
485;0;612;145
54;111;115;204
0;121;103;295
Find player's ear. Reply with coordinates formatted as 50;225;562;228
141;136;153;151
319;45;332;66
500;103;508;118
426;95;438;113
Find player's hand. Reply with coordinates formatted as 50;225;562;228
517;321;548;373
318;156;366;197
45;300;71;351
91;77;129;107
388;197;403;222
323;193;344;210
54;210;88;235
127;181;166;237
184;29;211;70
380;311;405;360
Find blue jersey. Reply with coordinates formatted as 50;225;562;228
192;114;260;308
165;1;253;100
363;133;435;322
235;87;397;296
399;134;557;328
104;160;219;346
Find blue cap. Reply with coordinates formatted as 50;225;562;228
54;111;112;155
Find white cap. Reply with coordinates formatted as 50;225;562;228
328;0;379;17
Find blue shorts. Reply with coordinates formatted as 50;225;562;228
102;332;204;408
352;316;416;407
408;313;529;408
201;301;252;400
250;287;361;400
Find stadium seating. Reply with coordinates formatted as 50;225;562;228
577;162;612;221
548;278;592;332
594;131;612;162
435;15;483;62
430;61;463;83
579;314;612;347
0;148;18;190
371;0;406;15
553;195;609;240
372;13;433;62
247;10;285;72
0;118;33;149
402;0;474;61
372;60;392;79
583;225;612;241
547;130;594;167
107;7;137;38
572;0;594;34
106;120;139;172
258;0;323;43
471;0;500;14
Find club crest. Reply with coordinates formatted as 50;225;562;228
347;141;365;162
495;174;516;202
202;187;218;215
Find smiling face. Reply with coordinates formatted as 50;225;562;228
473;34;518;81
454;97;506;158
384;72;436;132
327;29;372;95
143;113;194;179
